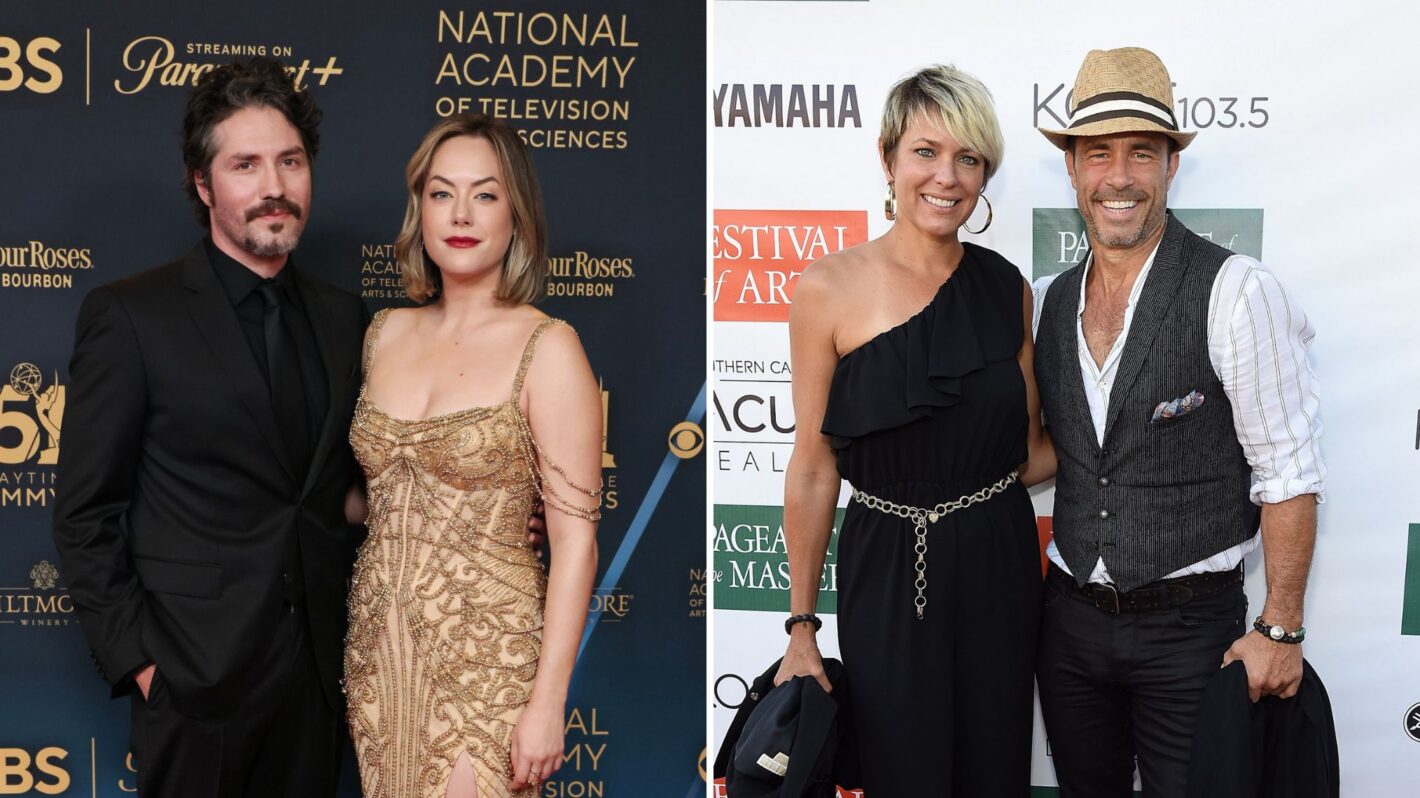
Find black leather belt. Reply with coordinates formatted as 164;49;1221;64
1050;564;1242;614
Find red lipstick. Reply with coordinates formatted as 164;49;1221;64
444;237;480;248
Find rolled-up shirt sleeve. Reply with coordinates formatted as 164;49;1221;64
1208;255;1326;505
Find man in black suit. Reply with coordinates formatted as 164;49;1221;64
52;57;365;797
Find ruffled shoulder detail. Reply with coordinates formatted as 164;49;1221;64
819;244;1024;448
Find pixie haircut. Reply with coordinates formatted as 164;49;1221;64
181;56;321;227
880;65;1005;184
396;114;547;305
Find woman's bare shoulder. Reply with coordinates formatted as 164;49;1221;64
796;240;881;310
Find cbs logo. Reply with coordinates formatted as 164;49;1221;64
668;421;704;459
0;36;63;94
0;748;70;795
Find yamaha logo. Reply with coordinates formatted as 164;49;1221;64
1406;703;1420;743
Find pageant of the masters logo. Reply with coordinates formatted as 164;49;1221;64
712;504;844;613
1403;523;1420;636
1031;208;1264;281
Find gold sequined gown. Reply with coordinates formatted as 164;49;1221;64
345;311;566;798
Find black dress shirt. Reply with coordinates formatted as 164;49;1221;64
204;237;329;473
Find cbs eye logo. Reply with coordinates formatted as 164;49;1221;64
668;421;704;460
0;36;63;94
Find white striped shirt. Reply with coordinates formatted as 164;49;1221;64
1031;243;1325;585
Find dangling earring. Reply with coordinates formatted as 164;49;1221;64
963;193;993;235
884;182;898;221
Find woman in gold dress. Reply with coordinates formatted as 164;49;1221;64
344;114;602;798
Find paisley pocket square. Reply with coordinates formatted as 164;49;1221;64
1151;390;1205;423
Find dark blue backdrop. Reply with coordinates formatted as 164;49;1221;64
0;1;706;795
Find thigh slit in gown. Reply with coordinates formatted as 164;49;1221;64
345;310;572;798
821;244;1042;797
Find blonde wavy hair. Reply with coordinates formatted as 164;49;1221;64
395;114;547;304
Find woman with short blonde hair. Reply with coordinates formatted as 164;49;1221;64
774;66;1052;794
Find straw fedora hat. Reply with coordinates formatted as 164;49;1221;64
1039;47;1195;151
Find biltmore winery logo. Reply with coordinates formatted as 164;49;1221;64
1;560;74;627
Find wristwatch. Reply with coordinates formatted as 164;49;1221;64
1252;616;1306;644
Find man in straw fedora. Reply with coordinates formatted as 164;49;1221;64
1030;47;1324;796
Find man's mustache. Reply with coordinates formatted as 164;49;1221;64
245;198;303;221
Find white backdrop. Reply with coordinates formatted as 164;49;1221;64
710;1;1420;795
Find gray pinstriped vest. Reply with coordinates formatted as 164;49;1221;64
1035;214;1259;591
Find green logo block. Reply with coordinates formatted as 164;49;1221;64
712;503;845;613
1403;524;1420;635
1031;208;1265;280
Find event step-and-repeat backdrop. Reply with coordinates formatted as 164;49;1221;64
712;1;1420;796
1;1;706;796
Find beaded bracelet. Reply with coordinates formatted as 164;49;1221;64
784;614;822;635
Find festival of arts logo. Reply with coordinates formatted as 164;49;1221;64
712;210;867;323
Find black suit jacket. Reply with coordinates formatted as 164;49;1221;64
715;658;860;797
52;242;366;721
1186;660;1340;798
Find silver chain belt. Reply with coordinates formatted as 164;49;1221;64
850;470;1019;620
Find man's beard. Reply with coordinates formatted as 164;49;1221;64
215;197;306;258
1082;194;1163;250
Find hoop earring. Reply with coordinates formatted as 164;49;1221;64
884;182;897;221
963;194;993;235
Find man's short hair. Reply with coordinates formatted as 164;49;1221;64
880;65;1005;185
181;56;322;227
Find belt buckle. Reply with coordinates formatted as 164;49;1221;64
1093;583;1121;614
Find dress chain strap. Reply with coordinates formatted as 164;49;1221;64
850;470;1018;620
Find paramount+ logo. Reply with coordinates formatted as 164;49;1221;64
115;36;343;95
711;210;867;322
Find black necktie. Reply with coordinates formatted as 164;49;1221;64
256;278;311;474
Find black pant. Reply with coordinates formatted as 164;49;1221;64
128;607;340;798
1036;565;1247;798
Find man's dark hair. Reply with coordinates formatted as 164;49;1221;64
181;56;322;226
